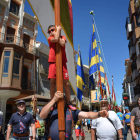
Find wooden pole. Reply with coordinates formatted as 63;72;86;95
54;0;65;140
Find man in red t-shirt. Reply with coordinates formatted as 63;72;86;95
47;25;76;110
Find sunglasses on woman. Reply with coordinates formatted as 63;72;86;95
48;28;55;34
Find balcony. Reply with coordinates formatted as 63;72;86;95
133;84;140;97
136;52;140;71
0;32;39;60
128;0;135;22
125;18;132;40
132;69;139;81
127;83;137;104
136;39;140;57
134;0;140;12
21;80;34;90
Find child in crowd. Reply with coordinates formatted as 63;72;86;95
47;25;76;110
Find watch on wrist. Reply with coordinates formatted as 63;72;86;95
98;112;101;117
119;138;123;139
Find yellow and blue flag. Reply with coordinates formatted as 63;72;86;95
89;19;105;88
76;50;86;110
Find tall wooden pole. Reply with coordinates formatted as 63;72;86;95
54;0;65;140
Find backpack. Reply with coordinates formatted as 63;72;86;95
45;108;74;140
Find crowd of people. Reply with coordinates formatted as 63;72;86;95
0;94;139;140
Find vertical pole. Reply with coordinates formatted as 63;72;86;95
54;0;65;140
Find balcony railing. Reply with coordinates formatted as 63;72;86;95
125;18;132;40
0;32;37;55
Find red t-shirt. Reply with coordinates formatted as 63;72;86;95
48;35;67;63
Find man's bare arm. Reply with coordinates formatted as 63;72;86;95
31;123;36;139
117;129;123;139
78;110;108;120
6;125;13;140
130;116;135;134
91;128;96;140
130;115;137;139
39;91;63;119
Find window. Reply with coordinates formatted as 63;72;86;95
136;15;140;27
13;52;21;79
23;34;30;50
6;27;15;43
9;0;19;16
2;51;10;77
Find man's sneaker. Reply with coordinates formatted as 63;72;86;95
67;102;77;110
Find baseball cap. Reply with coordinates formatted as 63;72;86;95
17;100;25;104
124;106;129;110
100;98;108;103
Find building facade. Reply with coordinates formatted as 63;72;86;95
0;0;38;129
122;0;140;109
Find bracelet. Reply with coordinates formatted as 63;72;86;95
98;112;101;118
119;138;123;139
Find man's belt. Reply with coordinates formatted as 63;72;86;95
125;122;130;125
13;132;29;137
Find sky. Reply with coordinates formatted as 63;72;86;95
24;0;130;106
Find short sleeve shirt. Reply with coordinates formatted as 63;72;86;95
48;35;67;63
9;112;35;139
117;112;124;121
124;112;131;123
87;119;91;124
44;108;81;140
75;121;81;129
131;107;140;127
91;111;123;140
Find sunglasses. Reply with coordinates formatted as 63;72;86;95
48;28;55;34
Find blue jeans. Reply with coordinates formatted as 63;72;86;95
124;124;130;140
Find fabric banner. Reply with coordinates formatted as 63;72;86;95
28;0;76;94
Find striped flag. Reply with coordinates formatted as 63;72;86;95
105;74;110;103
89;19;105;88
112;75;117;109
28;0;77;94
76;49;86;110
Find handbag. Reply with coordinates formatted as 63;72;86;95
107;118;119;140
35;120;41;129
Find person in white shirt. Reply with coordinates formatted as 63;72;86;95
91;98;123;140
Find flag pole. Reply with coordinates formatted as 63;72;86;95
54;0;65;140
90;10;103;99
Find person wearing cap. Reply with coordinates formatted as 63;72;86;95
39;91;109;140
91;98;123;140
130;98;140;140
6;100;36;140
123;106;131;140
116;109;124;135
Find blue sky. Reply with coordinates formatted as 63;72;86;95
24;0;130;105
